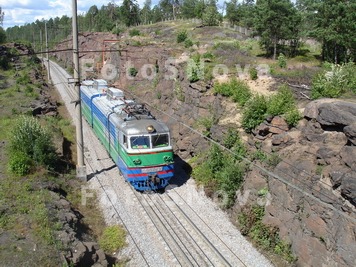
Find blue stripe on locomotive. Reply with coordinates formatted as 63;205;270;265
116;156;173;190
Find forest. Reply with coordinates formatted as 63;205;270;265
1;0;356;64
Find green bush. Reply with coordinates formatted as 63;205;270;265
266;85;295;116
249;67;258;80
8;151;33;176
238;205;296;263
16;72;31;85
184;39;194;48
129;29;140;37
177;30;188;43
187;54;203;82
278;53;287;68
284;108;302;127
214;78;252;107
99;225;127;254
128;67;138;77
242;94;268;133
311;62;356;99
8;116;58;173
192;132;247;208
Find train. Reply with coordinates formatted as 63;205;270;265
80;79;174;190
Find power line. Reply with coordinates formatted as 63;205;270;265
119;88;356;224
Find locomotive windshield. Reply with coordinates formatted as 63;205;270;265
130;136;150;149
152;134;169;148
129;134;169;149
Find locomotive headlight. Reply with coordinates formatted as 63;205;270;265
133;158;142;165
164;155;173;163
147;125;155;133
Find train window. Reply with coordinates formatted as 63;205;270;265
152;134;169;148
130;136;150;149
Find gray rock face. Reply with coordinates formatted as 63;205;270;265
344;123;356;145
317;101;356;126
304;99;356;146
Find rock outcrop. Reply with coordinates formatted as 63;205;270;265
251;99;356;267
52;34;356;267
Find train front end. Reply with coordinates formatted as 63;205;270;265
118;120;174;191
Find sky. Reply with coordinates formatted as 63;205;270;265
1;0;232;30
0;0;138;29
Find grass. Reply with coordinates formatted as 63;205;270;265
238;205;296;264
0;43;127;265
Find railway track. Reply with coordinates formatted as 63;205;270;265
47;60;274;267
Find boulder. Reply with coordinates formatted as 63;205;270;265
340;146;356;171
303;98;335;119
317;101;356;126
271;133;292;147
269;116;289;134
344;123;356;145
340;172;356;206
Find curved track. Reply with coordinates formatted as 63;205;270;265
47;59;274;267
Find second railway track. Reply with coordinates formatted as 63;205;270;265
47;59;274;267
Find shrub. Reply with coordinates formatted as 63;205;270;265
129;29;140;37
192;132;247;208
187;54;203;82
278;53;287;68
242;94;268;133
184;39;193;48
9;116;58;173
128;67;138;77
8;151;33;176
249;67;258;80
177;30;187;43
214;78;252;107
311;62;356;99
238;205;296;263
99;225;127;254
266;85;295;116
202;52;214;59
284;108;302;127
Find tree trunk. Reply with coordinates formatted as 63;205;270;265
273;38;277;60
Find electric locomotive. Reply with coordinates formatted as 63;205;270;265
80;79;174;190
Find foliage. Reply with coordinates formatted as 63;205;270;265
249;67;258;80
8;151;33;176
306;0;356;63
311;62;356;99
128;67;138;77
214;78;252;107
8;116;58;174
99;225;127;254
266;85;296;117
192;131;247;208
284;108;302;127
226;0;255;27
278;53;287;68
202;1;222;26
184;38;194;48
0;26;6;44
177;30;188;43
242;94;268;133
120;0;141;27
238;205;296;263
187;54;204;82
129;28;140;36
254;0;301;59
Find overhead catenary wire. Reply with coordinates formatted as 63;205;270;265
120;88;356;225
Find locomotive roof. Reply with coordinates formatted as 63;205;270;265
120;119;170;135
81;80;170;135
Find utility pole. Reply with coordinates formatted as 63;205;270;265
45;21;51;83
72;0;86;181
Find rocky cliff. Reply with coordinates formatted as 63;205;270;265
53;31;356;267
